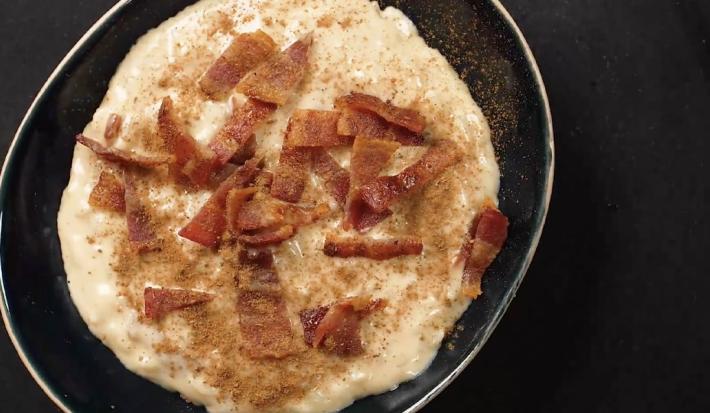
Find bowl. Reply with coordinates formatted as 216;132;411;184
0;0;553;411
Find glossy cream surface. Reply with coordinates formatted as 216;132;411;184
57;0;500;412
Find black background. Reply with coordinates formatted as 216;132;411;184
1;0;708;412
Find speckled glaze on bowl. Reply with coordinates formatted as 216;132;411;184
0;1;553;412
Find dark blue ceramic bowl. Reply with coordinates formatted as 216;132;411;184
0;1;553;412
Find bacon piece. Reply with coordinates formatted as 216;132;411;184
76;134;170;168
236;34;313;105
285;110;352;147
337;108;424;145
178;158;261;247
254;170;273;192
158;97;217;186
460;203;509;299
209;98;276;165
89;170;125;213
349;137;400;188
199;30;277;100
270;147;312;203
237;249;295;358
235;195;286;231
103;113;122;144
230;134;257;165
344;137;399;231
299;306;329;347
323;235;423;260
359;140;461;213
344;197;393;232
225;188;258;234
144;287;213;320
313;149;349;206
239;225;295;247
124;173;160;253
236;195;329;232
303;297;386;356
335;92;426;133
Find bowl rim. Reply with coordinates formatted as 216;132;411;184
0;1;554;412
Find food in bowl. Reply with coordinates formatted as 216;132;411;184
57;0;509;411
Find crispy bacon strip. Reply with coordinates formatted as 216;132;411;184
199;30;277;100
335;93;426;133
144;287;213;320
337;108;424;145
301;297;386;356
124;173;160;253
359;140;461;213
344;137;399;231
76;134;170;168
239;225;295;246
104;113;122;144
209;98;276;165
158;97;217;186
89;170;125;213
236;195;329;232
285;110;352;147
313;149;349;206
226;188;258;234
270;147;312;203
236;33;313;105
237;249;295;358
323;235;423;260
460;203;509;299
178;158;261;247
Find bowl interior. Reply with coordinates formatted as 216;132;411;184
0;1;552;412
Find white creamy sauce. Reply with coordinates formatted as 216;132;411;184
57;1;500;412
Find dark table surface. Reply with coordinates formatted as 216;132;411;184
1;1;708;412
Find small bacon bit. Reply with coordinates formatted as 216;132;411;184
323;235;423;260
144;287;213;320
359;140;461;213
209;98;276;165
76;134;170;168
199;30;277;100
226;188;259;234
299;306;329;347
335;92;426;133
124;173;160;253
236;33;313;105
460;203;509;299
313;149;349;206
285;110;352;147
270;147;312;203
88;170;125;213
158;97;217;186
239;225;295;246
343;137;399;231
237;249;295;358
178;158;261;247
103;113;122;144
304;297;386;356
337;108;424;145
